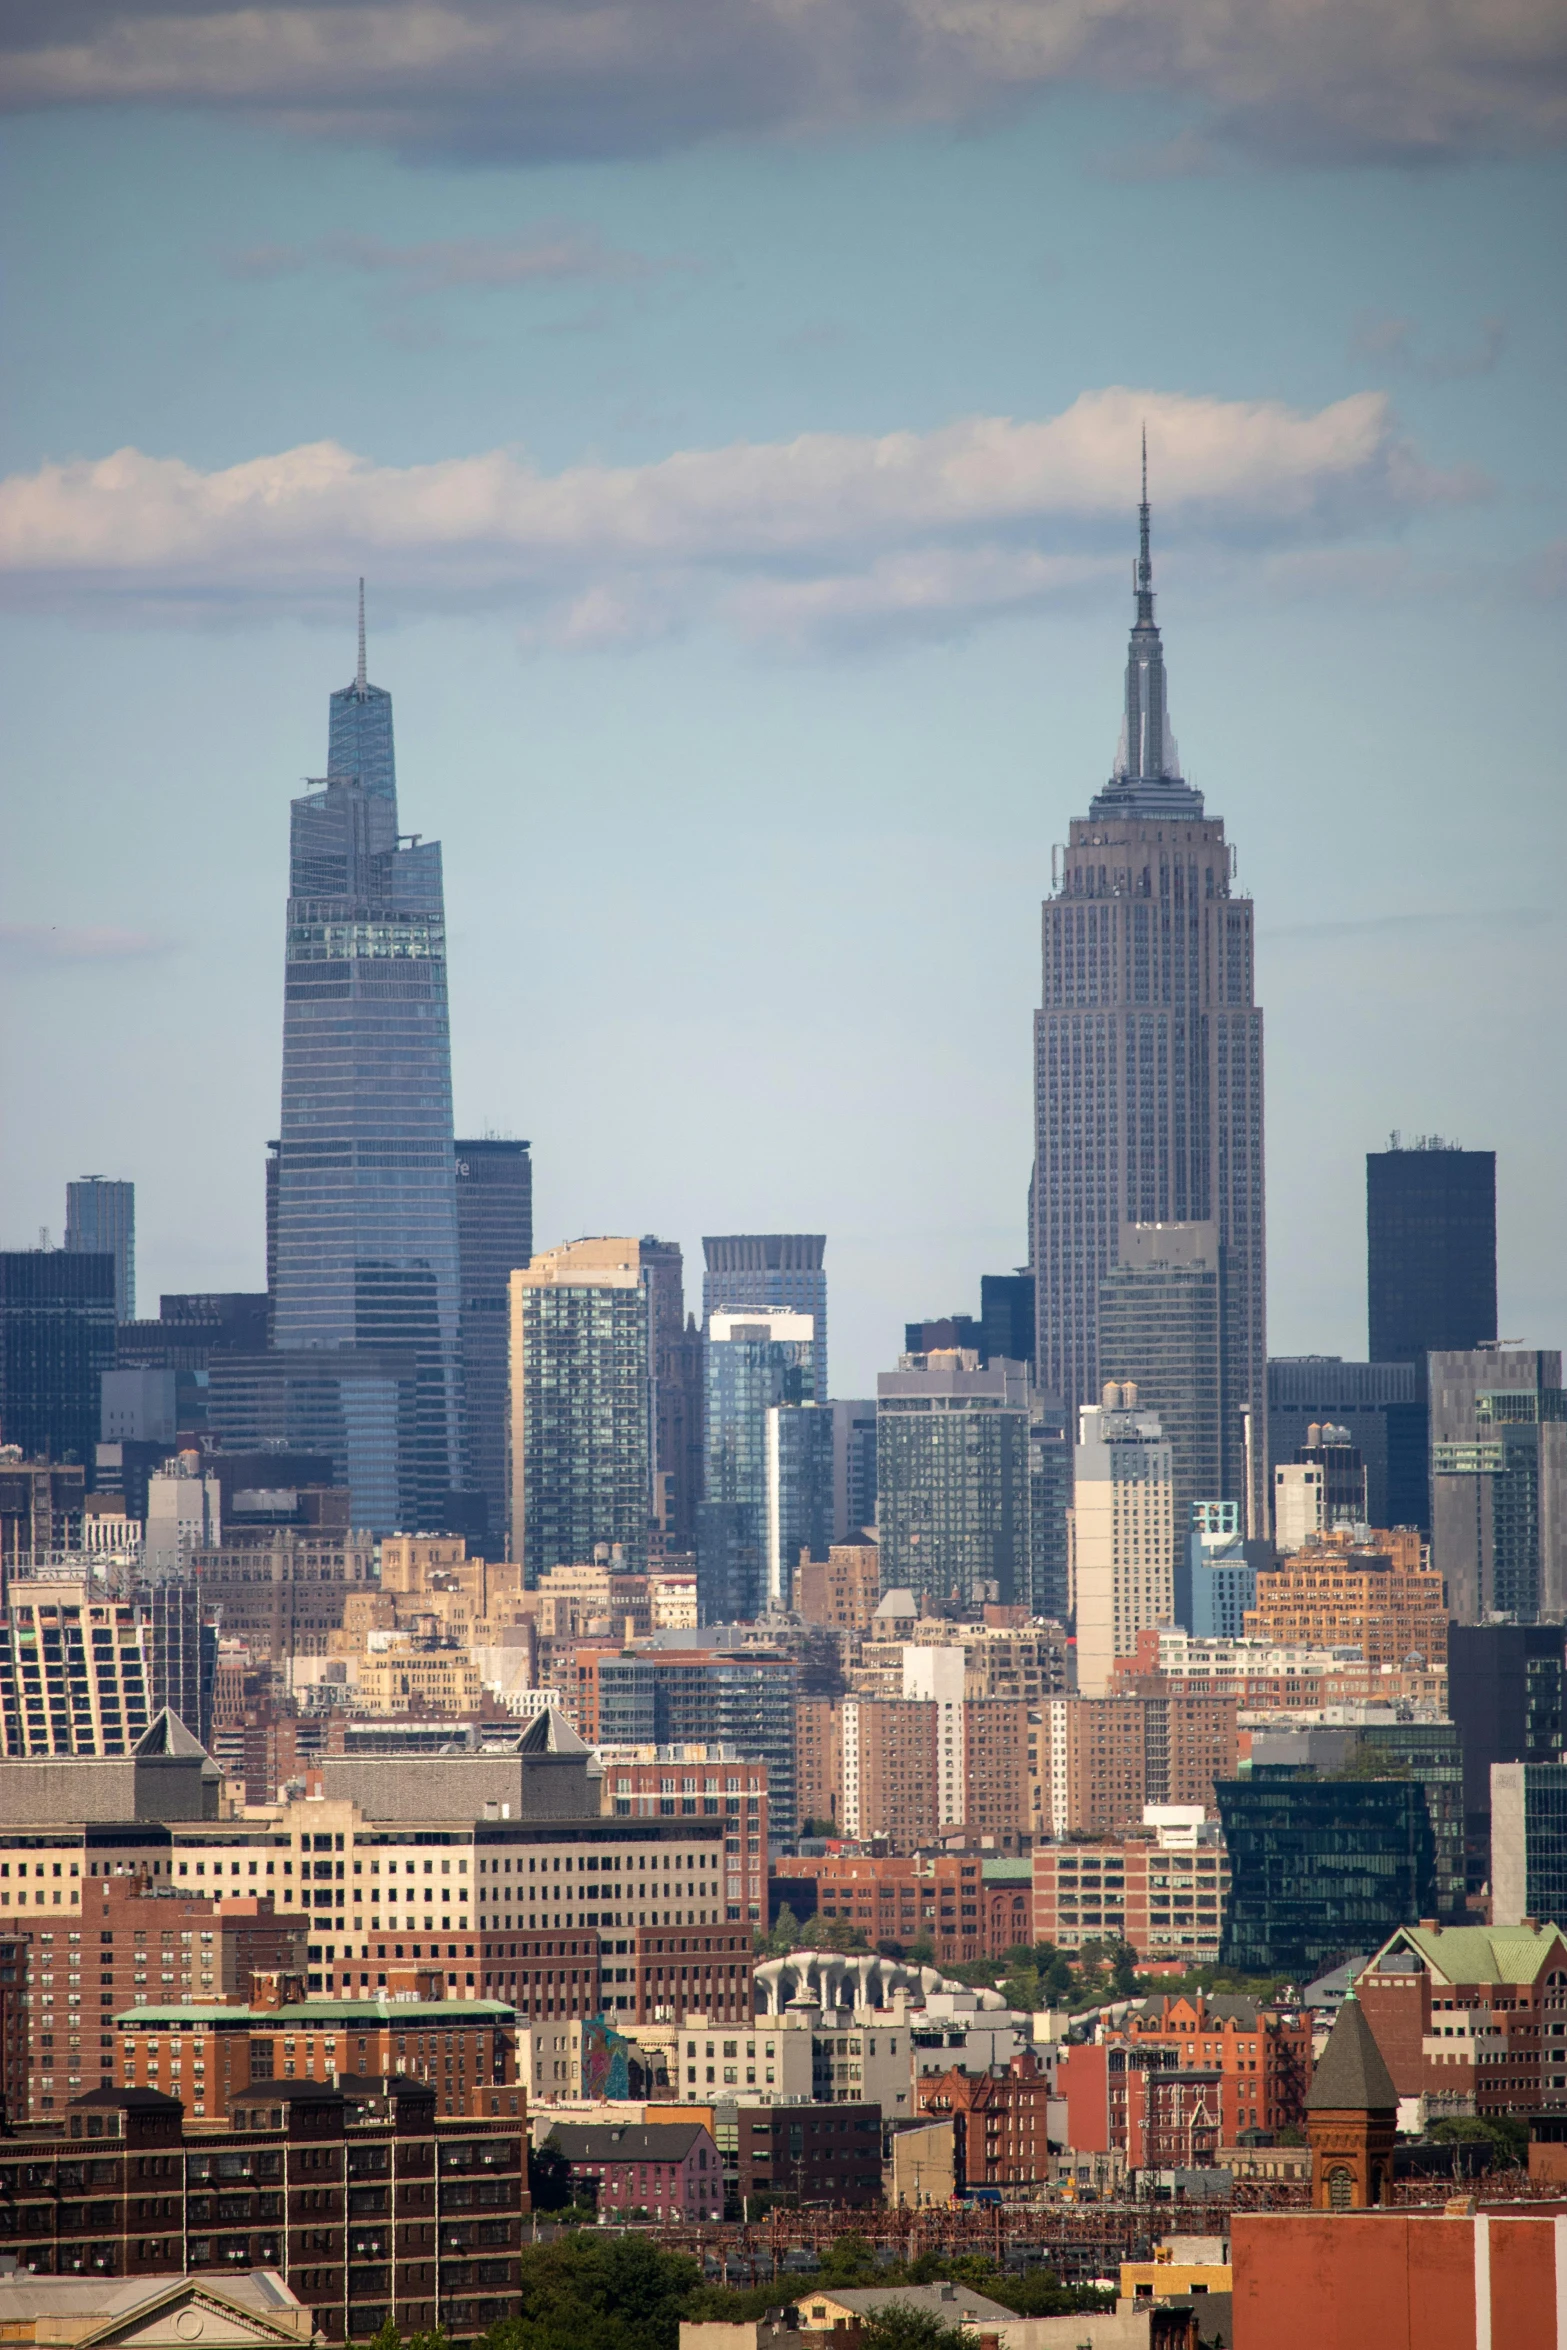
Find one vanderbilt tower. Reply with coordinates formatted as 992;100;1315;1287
270;588;463;1528
1033;461;1266;1531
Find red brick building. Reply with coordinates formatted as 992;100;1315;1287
116;1985;519;2121
25;1878;305;2122
914;2053;1054;2194
1122;1992;1310;2140
773;1851;1030;1967
735;2102;882;2206
545;2118;722;2222
1352;1920;1567;2120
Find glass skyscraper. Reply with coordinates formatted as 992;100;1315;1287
64;1179;135;1323
270;593;462;1531
703;1236;828;1403
697;1308;820;1622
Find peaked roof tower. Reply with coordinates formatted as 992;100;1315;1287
1305;1986;1398;2112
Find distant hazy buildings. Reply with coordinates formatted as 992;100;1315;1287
642;1239;703;1556
269;600;464;1532
1491;1763;1567;1930
981;1274;1035;1372
1431;1345;1567;1622
454;1137;532;1552
206;1348;407;1532
509;1237;654;1584
1033;478;1266;1534
1070;1381;1174;1698
829;1398;877;1545
1448;1622;1566;1897
876;1351;1030;1614
1267;1357;1425;1532
65;1178;135;1323
1099;1221;1222;1547
1273;1424;1368;1555
703;1236;827;1404
0;1249;116;1470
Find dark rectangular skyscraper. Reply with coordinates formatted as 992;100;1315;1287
454;1137;532;1551
1367;1139;1497;1364
1033;471;1266;1531
0;1251;116;1471
65;1179;135;1323
270;590;463;1531
703;1236;827;1403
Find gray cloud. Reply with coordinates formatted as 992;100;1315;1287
3;0;1564;169
1350;310;1508;383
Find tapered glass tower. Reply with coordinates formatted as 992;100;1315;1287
1033;462;1267;1529
270;588;462;1528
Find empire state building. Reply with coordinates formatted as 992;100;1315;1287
1032;471;1267;1527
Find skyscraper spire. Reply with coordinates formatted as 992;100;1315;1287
1105;440;1185;798
356;577;367;695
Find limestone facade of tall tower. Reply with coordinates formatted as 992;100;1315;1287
1032;458;1267;1531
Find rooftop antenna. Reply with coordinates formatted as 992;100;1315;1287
356;578;367;694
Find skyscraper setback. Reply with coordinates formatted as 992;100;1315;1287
269;591;463;1530
1032;468;1266;1529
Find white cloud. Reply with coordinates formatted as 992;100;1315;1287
3;0;1563;167
0;385;1483;648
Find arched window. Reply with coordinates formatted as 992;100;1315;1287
1328;2166;1353;2211
1544;1969;1567;2012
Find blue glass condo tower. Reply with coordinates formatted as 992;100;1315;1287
270;592;463;1530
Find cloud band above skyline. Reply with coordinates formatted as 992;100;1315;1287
3;0;1564;168
0;386;1481;647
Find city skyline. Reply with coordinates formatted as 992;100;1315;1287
1;56;1561;1398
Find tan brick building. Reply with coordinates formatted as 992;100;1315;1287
840;1698;939;1849
1039;1693;1239;1837
795;1545;881;1632
1245;1527;1448;1667
796;1696;842;1833
1033;1812;1231;1962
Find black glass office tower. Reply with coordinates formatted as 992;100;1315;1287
454;1138;532;1551
270;596;463;1531
1217;1768;1436;1978
0;1251;116;1471
1367;1142;1497;1365
1033;473;1266;1531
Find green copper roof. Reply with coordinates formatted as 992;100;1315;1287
1305;1990;1398;2114
1363;1921;1567;1987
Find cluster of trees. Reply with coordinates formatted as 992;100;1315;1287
358;2233;1113;2350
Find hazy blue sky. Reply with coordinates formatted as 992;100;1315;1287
1;5;1563;1394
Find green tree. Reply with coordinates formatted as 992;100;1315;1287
856;2309;976;2350
527;2139;575;2212
1429;2114;1528;2168
477;2233;703;2350
800;1913;871;1953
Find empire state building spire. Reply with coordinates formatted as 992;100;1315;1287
1097;442;1200;817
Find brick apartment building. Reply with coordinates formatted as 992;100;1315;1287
1353;1920;1567;2119
773;1852;1033;1967
1032;1814;1231;1964
115;1979;519;2121
24;1877;305;2120
914;2053;1054;2194
545;2118;722;2222
1058;1992;1310;2158
1038;1693;1239;1837
0;2076;527;2340
1244;1528;1448;1667
598;1748;769;1922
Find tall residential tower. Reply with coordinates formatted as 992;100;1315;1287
269;590;463;1530
1033;467;1266;1530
